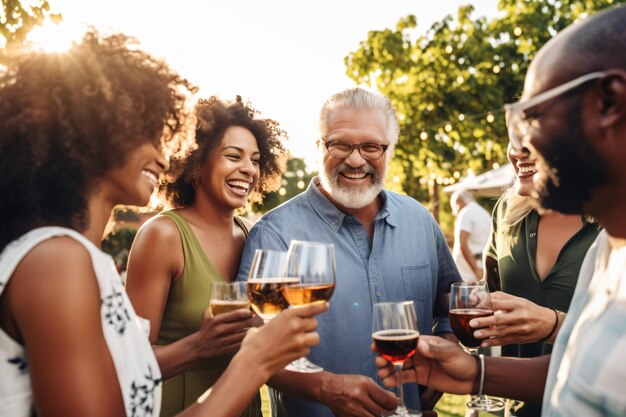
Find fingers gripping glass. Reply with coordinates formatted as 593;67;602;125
372;301;422;417
449;281;505;412
504;71;606;151
322;139;388;161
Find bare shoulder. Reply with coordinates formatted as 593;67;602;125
135;214;182;244
6;236;101;332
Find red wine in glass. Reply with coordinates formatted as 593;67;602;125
449;308;493;349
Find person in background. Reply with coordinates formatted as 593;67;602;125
0;30;324;417
125;96;287;417
237;87;461;417
450;190;492;282
375;5;626;417
479;144;599;416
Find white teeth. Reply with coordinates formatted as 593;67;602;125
519;165;536;174
141;170;158;185
227;180;250;190
342;172;367;179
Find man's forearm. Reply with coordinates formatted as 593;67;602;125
267;369;326;402
483;355;550;403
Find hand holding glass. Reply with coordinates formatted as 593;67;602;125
372;301;422;417
449;281;505;412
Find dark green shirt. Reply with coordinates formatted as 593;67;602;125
485;198;599;417
486;198;600;358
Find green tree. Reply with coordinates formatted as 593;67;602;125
1;0;61;62
345;0;624;220
254;157;316;213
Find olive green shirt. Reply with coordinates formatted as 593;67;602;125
158;210;260;417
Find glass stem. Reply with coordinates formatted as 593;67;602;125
396;363;406;410
468;348;483;401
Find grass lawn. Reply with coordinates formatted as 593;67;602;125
260;387;500;417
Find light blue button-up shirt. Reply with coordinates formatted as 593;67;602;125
236;178;461;416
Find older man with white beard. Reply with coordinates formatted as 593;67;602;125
237;88;461;417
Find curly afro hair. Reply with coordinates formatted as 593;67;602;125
0;29;195;251
161;96;288;208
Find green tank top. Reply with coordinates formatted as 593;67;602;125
157;210;261;417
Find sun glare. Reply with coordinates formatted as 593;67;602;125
27;20;83;53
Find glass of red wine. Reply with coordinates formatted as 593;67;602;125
281;240;336;373
449;281;505;412
372;301;422;417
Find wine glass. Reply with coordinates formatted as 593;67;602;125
281;240;336;373
372;301;422;417
209;281;249;317
449;281;505;412
246;249;293;323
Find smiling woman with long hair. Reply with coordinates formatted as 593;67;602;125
0;30;323;417
125;96;288;417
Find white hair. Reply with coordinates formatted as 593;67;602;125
451;189;475;206
318;88;400;151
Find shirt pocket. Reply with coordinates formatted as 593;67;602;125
401;264;432;302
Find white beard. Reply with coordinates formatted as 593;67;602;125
319;160;386;209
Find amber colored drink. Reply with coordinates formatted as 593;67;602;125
209;300;250;317
373;329;420;365
282;282;335;306
449;308;493;349
247;278;298;321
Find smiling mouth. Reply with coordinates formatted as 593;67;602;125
226;180;251;195
141;170;158;186
341;172;369;180
518;165;537;178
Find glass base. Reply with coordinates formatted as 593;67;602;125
284;357;323;373
467;395;506;412
381;407;422;417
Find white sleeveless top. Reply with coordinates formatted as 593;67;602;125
0;227;162;417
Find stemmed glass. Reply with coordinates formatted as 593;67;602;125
372;301;422;417
281;240;336;373
209;281;250;317
246;249;293;323
449;281;506;412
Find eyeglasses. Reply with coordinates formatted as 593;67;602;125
322;139;389;161
504;71;606;151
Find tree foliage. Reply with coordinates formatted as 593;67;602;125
1;0;61;62
345;0;625;207
254;157;316;213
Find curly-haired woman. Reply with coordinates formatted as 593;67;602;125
0;31;324;417
125;97;288;417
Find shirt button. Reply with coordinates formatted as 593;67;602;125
376;291;382;297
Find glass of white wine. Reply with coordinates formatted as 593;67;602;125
281;240;336;373
209;282;250;317
246;249;294;323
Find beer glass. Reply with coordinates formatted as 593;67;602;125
209;281;249;316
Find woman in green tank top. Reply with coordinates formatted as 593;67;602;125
126;97;288;417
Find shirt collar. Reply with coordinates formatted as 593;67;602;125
306;177;396;231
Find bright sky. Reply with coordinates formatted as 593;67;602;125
30;0;500;166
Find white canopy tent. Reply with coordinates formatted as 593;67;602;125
442;163;515;198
